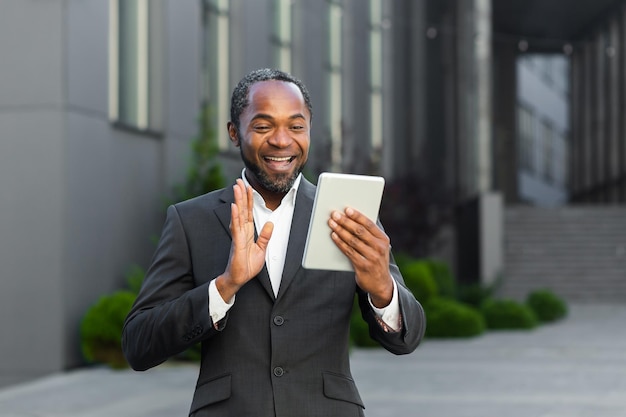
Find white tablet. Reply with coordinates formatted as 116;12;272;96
302;172;385;271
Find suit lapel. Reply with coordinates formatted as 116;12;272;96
215;185;275;300
215;187;234;237
276;178;316;302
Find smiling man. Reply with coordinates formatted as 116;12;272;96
229;77;310;205
122;68;425;417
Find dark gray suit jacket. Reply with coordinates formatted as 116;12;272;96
122;178;425;417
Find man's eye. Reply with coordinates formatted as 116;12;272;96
291;125;304;131
254;126;271;132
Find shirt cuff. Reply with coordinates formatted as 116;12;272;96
208;279;235;327
368;278;402;332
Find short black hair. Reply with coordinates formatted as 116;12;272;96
230;68;313;131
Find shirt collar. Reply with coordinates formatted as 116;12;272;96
240;168;301;209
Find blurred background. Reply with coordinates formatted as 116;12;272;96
0;0;624;388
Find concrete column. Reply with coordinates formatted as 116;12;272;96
492;42;519;203
456;0;493;198
474;0;493;194
455;192;503;286
480;192;504;287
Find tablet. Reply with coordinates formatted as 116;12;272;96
302;172;385;271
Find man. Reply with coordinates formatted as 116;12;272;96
122;68;425;417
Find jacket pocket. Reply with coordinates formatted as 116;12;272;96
189;373;232;414
322;371;365;408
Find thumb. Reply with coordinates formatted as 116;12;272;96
256;221;274;251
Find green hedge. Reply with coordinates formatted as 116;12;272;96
80;290;136;369
457;283;493;308
398;260;438;304
350;296;383;348
352;255;571;345
480;298;538;330
424;297;485;338
424;259;456;299
526;289;568;323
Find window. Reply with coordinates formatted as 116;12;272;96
202;0;231;150
272;0;293;72
541;120;555;182
108;0;163;132
553;131;568;187
559;132;569;187
327;1;343;170
369;0;383;152
517;104;535;173
552;55;570;97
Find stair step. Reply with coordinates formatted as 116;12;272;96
502;205;626;302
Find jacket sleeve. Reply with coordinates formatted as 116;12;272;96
121;205;219;371
357;256;426;355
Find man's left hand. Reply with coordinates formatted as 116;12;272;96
328;207;394;308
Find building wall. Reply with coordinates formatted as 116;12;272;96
570;4;626;203
0;0;67;384
204;0;395;181
61;0;200;370
389;0;428;180
0;0;200;384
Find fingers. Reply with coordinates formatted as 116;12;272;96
232;179;254;230
226;180;268;289
329;208;388;252
328;208;389;263
257;221;274;251
245;181;254;221
233;179;250;224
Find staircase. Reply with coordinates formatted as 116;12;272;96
498;206;626;303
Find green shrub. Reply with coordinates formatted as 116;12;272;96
424;297;485;338
170;106;225;204
399;260;438;304
424;259;456;299
80;291;136;368
457;283;493;308
480;298;538;330
526;289;568;323
350;296;380;348
350;316;380;348
125;264;145;295
392;252;414;272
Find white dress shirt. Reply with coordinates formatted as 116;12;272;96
208;170;401;331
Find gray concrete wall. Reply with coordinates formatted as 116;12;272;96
0;0;201;381
341;0;371;174
0;0;67;384
479;192;504;286
293;0;328;176
60;0;201;368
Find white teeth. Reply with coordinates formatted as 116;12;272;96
265;156;291;162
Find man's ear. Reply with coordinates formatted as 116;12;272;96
227;122;240;147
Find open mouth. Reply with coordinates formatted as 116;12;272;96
264;156;295;164
263;155;296;172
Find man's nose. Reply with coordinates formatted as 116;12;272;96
268;127;291;147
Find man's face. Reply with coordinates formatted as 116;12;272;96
230;80;311;195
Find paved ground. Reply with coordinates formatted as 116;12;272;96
0;304;625;417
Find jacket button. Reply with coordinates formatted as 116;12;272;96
273;367;284;377
273;316;284;326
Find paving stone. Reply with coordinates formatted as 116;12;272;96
0;304;624;416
